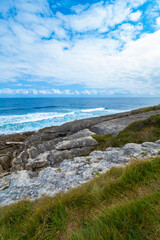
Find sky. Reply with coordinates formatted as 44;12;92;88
0;0;160;97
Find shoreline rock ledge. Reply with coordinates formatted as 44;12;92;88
0;140;160;206
0;105;160;205
7;107;160;173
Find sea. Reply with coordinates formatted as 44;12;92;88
0;97;160;135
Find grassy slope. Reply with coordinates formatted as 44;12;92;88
0;114;160;240
0;157;160;240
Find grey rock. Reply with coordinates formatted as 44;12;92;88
55;136;97;150
0;174;10;190
48;147;93;167
141;142;158;148
19;151;29;163
11;129;97;172
0;154;11;171
1;139;160;206
27;147;38;159
155;140;160;144
123;143;142;156
0;164;3;174
26;152;50;171
28;171;38;178
66;129;95;139
90;110;160;136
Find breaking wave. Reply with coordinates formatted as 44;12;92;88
81;107;105;112
0;108;129;134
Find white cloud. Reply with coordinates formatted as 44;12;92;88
156;17;160;26
71;4;89;14
156;0;160;9
0;88;75;95
129;10;142;21
52;88;62;94
0;0;160;96
57;0;132;33
109;23;143;43
75;90;80;95
127;0;147;8
82;90;91;95
0;88;29;95
63;89;71;94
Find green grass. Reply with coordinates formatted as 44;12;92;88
93;114;160;150
1;186;9;191
69;192;160;240
130;104;160;115
0;157;160;240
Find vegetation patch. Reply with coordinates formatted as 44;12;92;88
57;168;62;172
93;114;160;150
85;158;92;162
98;168;102;172
2;186;9;191
70;192;160;240
130;104;160;115
91;170;100;176
141;152;148;157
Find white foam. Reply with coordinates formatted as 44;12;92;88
0;112;75;126
0;108;133;135
81;107;105;113
106;109;130;113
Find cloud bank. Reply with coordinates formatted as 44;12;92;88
0;0;160;96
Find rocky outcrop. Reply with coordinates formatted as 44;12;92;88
11;129;97;172
1;139;160;206
0;104;160;206
0;154;11;173
0;106;160;175
9;109;160;173
0;132;33;175
90;110;160;135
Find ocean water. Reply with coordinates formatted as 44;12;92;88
0;97;160;135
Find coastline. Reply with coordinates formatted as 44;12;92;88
1;103;160;137
0;104;160;206
1;97;160;135
0;104;160;176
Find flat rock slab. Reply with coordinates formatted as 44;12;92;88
56;136;97;150
91;110;160;136
1;139;160;206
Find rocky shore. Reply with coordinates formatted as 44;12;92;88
0;105;160;205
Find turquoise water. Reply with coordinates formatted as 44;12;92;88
0;97;160;134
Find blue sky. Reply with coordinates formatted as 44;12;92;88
0;0;160;97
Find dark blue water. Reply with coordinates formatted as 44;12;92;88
0;97;160;134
